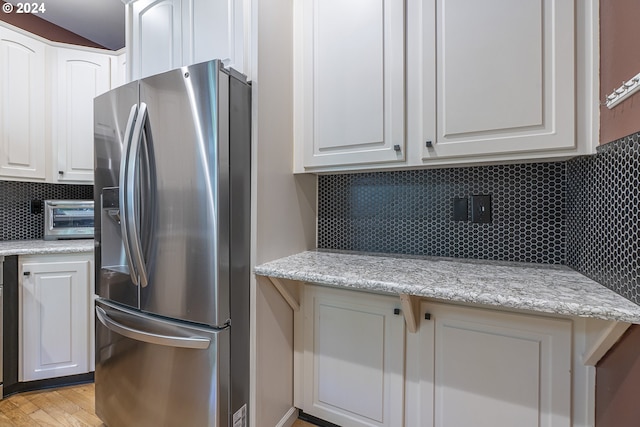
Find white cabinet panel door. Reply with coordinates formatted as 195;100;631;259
131;0;183;80
186;0;244;73
417;302;572;427
111;52;128;89
53;48;110;183
20;256;91;381
0;27;46;180
129;0;245;80
423;0;575;159
302;285;405;427
296;0;405;169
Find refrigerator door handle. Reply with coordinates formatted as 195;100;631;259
96;306;211;350
119;104;139;285
124;102;149;287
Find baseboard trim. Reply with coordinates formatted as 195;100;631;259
276;407;298;427
3;372;94;398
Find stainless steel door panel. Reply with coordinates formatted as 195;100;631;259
94;81;140;309
137;60;230;327
95;300;229;427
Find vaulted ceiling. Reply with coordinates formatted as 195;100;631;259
4;0;125;50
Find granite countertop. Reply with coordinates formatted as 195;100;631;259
254;250;640;324
0;239;95;256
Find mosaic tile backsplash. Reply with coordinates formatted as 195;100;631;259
318;163;567;264
0;181;93;240
318;133;640;305
567;134;640;305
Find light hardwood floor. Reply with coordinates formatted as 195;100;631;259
0;383;104;427
0;383;316;427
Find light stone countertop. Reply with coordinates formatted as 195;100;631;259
254;250;640;324
0;239;95;256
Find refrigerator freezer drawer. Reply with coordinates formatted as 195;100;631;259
95;299;230;427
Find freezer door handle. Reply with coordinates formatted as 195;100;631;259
96;306;211;349
120;104;140;286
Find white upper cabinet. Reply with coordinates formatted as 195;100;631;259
111;51;128;89
294;0;598;172
421;0;576;162
0;23;118;184
52;48;111;183
128;0;246;81
0;26;47;181
293;0;405;171
186;0;244;70
130;0;183;80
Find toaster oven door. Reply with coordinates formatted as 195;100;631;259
44;200;95;240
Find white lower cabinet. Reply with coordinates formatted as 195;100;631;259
297;286;574;427
19;253;95;381
412;301;572;427
299;285;405;427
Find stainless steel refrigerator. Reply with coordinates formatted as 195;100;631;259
93;60;251;427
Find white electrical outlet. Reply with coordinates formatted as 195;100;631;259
232;404;247;427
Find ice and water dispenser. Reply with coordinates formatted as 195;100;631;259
100;187;129;275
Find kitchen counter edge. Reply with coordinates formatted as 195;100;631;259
0;239;95;256
254;250;640;324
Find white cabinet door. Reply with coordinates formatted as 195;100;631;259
301;285;405;427
294;0;405;170
0;26;47;180
184;0;245;72
130;0;183;80
53;48;110;183
415;302;572;427
128;0;246;80
421;0;575;160
111;51;128;88
20;254;93;381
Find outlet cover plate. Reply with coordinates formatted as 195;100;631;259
452;197;468;221
471;194;492;223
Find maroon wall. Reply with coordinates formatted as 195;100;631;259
0;1;106;49
599;0;640;144
595;3;640;426
596;325;640;426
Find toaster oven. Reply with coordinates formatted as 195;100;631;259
44;200;95;240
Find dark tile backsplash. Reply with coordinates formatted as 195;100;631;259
567;134;640;305
0;180;93;240
318;133;640;305
318;163;567;264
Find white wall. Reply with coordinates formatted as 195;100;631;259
250;0;317;424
